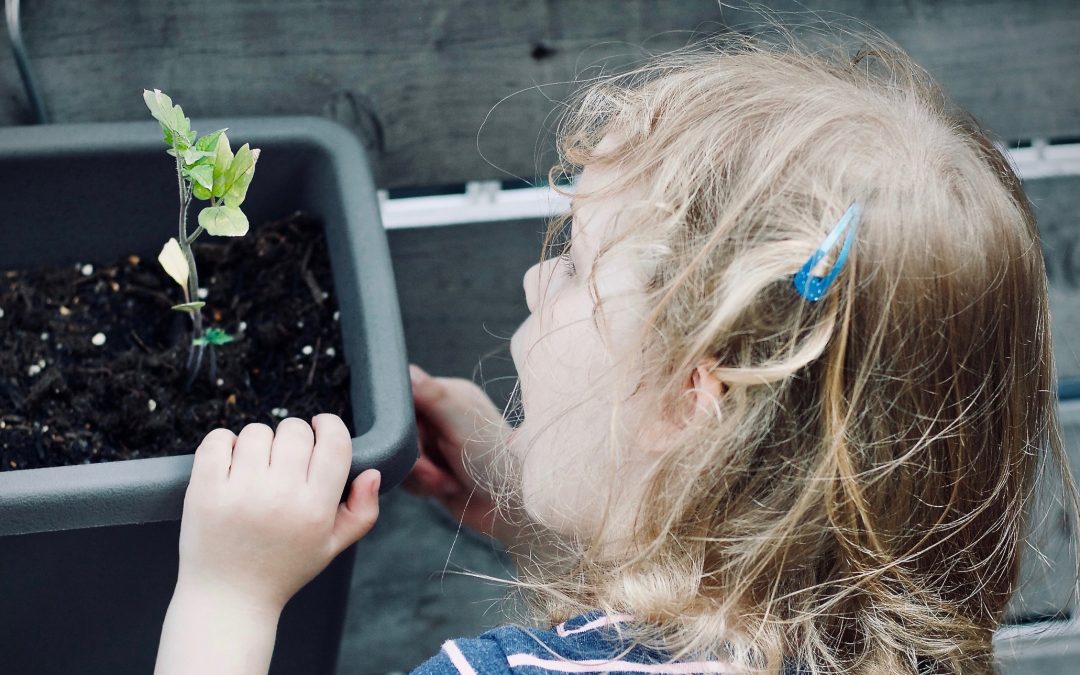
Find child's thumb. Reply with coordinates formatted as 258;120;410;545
331;469;381;554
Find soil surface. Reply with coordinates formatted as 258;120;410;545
0;213;352;471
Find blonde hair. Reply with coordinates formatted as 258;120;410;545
480;21;1078;675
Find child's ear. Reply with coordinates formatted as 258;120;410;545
687;360;725;421
640;360;726;453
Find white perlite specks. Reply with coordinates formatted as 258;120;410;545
91;332;107;346
270;408;289;418
325;347;335;357
80;264;94;277
197;287;209;300
148;399;158;412
301;345;313;356
28;364;41;376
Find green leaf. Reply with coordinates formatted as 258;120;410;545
184;164;214;191
194;128;227;153
211;133;234;199
192;182;212;201
221;144;261;208
198;205;249;236
143;89;195;149
193;327;235;347
171;301;206;313
181;147;214;166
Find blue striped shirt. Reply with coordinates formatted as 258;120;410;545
409;611;749;674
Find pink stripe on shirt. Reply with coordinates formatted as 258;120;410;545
441;640;477;675
506;653;740;673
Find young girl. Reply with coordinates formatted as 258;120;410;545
154;25;1078;675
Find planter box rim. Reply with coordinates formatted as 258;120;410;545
0;116;416;536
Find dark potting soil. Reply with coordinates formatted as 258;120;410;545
0;213;352;471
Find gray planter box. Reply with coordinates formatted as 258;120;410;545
0;117;416;674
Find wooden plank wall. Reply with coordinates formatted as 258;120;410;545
0;1;1078;189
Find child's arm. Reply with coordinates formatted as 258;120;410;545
154;414;382;675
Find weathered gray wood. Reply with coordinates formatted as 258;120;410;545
388;219;539;410
0;1;1076;189
1031;176;1080;380
997;622;1080;675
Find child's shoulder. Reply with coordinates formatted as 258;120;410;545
409;610;736;674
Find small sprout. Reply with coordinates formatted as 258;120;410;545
325;347;335;357
91;332;107;346
80;264;94;277
145;89;260;385
301;345;313;356
148;399;158;412
191;327;234;347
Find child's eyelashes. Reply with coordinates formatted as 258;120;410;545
559;249;576;277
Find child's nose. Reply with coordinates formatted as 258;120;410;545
522;258;555;314
523;261;539;313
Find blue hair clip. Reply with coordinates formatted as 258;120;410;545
792;202;861;302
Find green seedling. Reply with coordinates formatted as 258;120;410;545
144;89;260;386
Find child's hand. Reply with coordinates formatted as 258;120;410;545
403;364;521;546
175;413;381;614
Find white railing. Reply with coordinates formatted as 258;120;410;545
377;141;1080;230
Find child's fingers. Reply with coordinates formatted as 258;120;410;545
330;469;381;555
269;417;315;479
406;454;464;498
307;413;353;496
409;364;442;402
191;428;237;485
231;423;273;477
410;366;499;458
